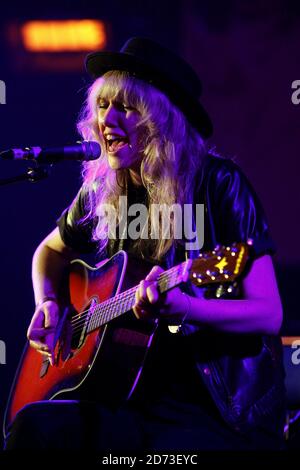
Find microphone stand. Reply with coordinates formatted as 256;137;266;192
0;141;99;186
0;164;51;186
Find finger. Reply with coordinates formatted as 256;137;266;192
29;327;56;364
146;282;159;304
28;327;55;341
135;284;142;308
133;294;146;317
27;310;44;339
135;280;148;308
132;304;142;319
27;305;55;340
132;305;150;320
145;265;163;282
44;332;56;365
36;349;52;359
32;345;54;366
139;280;148;303
29;339;51;355
44;306;59;329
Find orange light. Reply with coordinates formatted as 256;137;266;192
21;20;107;52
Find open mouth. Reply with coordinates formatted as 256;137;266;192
105;135;129;153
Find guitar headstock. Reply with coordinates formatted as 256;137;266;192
190;242;250;286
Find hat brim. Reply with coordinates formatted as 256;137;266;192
85;51;213;138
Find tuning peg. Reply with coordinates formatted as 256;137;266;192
192;272;206;283
222;270;232;280
205;269;219;279
210;271;219;278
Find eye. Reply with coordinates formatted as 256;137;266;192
115;101;135;112
97;101;108;109
97;100;136;112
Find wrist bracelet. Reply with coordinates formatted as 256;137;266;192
35;296;58;308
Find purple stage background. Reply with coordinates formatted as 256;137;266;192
0;0;299;448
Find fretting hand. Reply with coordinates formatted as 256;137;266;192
133;265;189;324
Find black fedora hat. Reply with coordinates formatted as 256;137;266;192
85;37;213;138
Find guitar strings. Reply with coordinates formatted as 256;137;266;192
70;285;137;333
70;265;179;325
69;266;182;336
70;267;181;335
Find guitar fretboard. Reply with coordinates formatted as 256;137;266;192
86;259;191;333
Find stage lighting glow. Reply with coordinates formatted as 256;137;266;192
21;20;107;52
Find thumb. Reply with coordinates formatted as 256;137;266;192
44;305;59;330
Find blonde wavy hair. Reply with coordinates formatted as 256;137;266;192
77;70;207;261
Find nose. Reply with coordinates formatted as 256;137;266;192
100;104;119;128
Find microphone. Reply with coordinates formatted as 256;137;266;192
0;141;101;163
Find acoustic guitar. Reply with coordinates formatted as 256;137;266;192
3;242;249;437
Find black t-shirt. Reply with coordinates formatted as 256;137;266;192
56;155;276;410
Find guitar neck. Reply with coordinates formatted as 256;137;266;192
87;259;191;334
85;242;249;334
